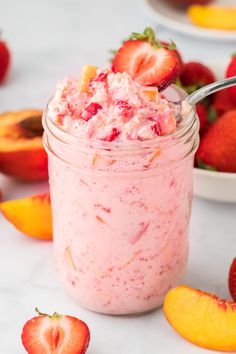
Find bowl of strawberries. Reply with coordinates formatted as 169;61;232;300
176;56;236;202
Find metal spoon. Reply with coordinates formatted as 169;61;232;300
187;76;236;105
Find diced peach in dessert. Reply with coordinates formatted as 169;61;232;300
142;87;159;101
164;285;236;351
64;247;76;270
0;110;48;181
0;193;52;240
78;65;98;93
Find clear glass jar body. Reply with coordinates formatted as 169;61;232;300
43;90;199;315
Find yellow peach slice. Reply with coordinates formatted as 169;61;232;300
142;87;159;101
0;110;48;181
0;193;52;240
78;65;98;93
164;285;236;351
188;5;236;30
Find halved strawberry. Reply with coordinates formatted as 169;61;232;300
21;308;90;354
229;257;236;302
112;27;180;90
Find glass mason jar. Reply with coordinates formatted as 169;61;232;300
43;86;199;315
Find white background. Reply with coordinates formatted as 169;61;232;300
1;0;236;353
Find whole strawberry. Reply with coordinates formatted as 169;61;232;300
112;27;181;90
196;110;236;172
0;36;10;83
229;257;236;302
212;89;236;116
196;103;207;132
180;61;215;88
226;54;236;104
21;308;90;354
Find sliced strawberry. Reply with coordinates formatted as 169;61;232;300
226;54;236;104
100;127;120;142
115;100;134;118
112;28;180;90
80;102;102;121
160;40;183;74
21;309;90;354
229;257;236;302
180;61;215;87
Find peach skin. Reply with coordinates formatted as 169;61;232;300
0;193;52;240
0;110;48;181
164;285;236;351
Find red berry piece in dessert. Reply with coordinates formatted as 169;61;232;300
80;102;102;121
101;127;120;142
115;100;134;118
229;257;236;302
112;27;181;90
21;308;90;354
225;54;236;104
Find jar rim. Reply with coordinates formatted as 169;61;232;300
43;85;197;152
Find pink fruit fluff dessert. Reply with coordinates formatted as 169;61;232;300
48;68;178;142
43;28;199;315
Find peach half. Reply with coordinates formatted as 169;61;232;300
164;285;236;351
0;109;48;181
0;193;52;240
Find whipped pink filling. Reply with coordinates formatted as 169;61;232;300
48;70;178;142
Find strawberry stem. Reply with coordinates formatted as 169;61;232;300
131;27;176;50
35;307;61;319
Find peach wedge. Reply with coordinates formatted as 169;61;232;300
164;285;236;351
0;193;52;240
0;109;48;181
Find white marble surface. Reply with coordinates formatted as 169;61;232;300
1;0;236;353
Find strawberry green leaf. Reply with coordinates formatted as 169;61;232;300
167;40;177;50
207;106;218;123
197;158;217;171
132;32;148;40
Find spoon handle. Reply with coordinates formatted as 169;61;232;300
187;76;236;105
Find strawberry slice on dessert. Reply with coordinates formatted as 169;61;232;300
229;257;236;302
21;308;90;354
112;27;180;90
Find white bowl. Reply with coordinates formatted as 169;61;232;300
193;168;236;203
142;0;236;42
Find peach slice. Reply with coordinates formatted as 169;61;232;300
0;109;48;181
0;193;52;240
164;285;236;351
188;5;236;30
78;65;98;93
142;87;159;101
